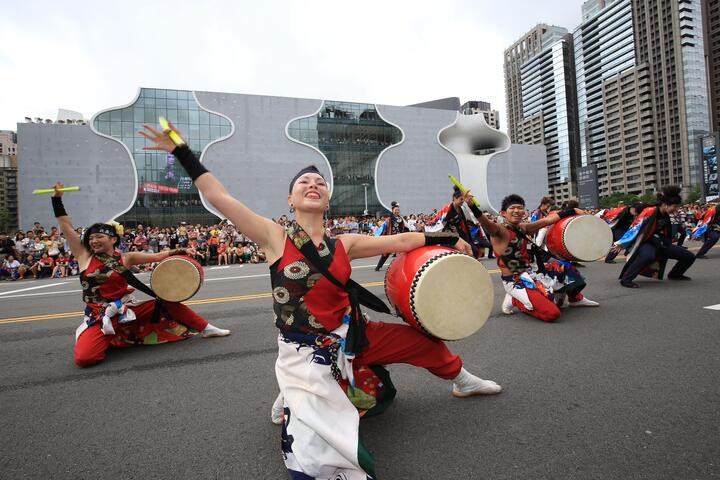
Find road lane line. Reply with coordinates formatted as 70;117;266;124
703;304;720;310
0;281;69;296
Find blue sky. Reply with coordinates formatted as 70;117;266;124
0;0;584;131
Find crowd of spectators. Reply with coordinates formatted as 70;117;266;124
0;203;713;282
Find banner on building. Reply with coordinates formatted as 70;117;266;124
577;165;600;209
702;135;718;202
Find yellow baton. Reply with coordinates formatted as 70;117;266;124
448;174;481;208
32;186;81;195
159;116;186;147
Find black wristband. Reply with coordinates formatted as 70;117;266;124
557;208;575;219
52;196;68;217
172;145;209;181
424;231;459;247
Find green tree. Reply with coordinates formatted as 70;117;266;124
639;191;658;205
685;185;701;204
599;192;638;209
0;208;10;232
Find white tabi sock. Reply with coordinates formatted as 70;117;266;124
451;368;502;397
201;323;231;338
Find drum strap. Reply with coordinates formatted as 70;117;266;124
289;224;390;356
96;253;166;323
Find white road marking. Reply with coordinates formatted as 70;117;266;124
0;289;82;299
0;264;383;299
703;304;720;310
0;281;70;296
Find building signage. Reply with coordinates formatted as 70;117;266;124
702;135;719;202
577;165;599;209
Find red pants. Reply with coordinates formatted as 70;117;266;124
355;321;462;379
75;300;208;368
512;288;561;323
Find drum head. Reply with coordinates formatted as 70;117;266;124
151;257;202;302
411;253;493;341
564;215;613;261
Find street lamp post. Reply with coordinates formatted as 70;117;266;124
361;183;369;216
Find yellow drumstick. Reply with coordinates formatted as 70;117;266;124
32;186;81;195
448;174;481;208
159;116;186;147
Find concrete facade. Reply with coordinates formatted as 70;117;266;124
17;89;549;229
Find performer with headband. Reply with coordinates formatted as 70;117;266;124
140;122;501;480
601;202;645;263
470;193;598;321
611;186;696;288
693;203;719;258
50;183;230;368
529;196;555;267
374;201;409;271
427;186;491;258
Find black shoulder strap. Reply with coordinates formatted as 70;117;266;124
100;253;165;323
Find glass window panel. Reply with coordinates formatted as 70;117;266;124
178;99;189;109
177;109;189;123
144;108;156;123
189;109;199;123
210;114;220;126
110;110;122;122
165;109;178;122
199;111;210;125
110;122;121;136
200;125;210;139
156;89;167;99
121;108;133;121
134;108;144;122
122;122;134;137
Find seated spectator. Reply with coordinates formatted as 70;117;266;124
31;237;46;260
0;255;22;280
217;241;229;265
67;255;79;276
242;243;253;263
33;253;54;279
228;243;239;264
52;253;69;278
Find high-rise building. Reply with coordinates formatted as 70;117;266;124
703;0;720;132
505;27;581;201
633;0;710;192
0;130;17;156
460;101;500;130
504;25;569;143
0;130;18;231
574;0;657;195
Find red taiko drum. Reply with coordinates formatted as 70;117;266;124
545;215;613;262
384;246;493;341
150;256;204;302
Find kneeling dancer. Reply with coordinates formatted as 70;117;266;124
692;203;719;258
612;186;696;287
50;184;230;368
140;121;501;480
473;193;598;321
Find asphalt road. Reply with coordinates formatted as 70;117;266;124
0;242;718;480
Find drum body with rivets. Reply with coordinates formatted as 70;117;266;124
384;246;493;341
545;215;613;262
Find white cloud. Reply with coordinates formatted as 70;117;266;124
0;0;583;131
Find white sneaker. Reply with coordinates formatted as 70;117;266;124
201;324;231;338
271;392;284;425
569;297;599;307
451;368;502;397
501;294;514;315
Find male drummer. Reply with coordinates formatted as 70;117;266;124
428;187;491;258
472;193;598;321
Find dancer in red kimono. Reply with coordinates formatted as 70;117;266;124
50;183;230;368
140;121;501;480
